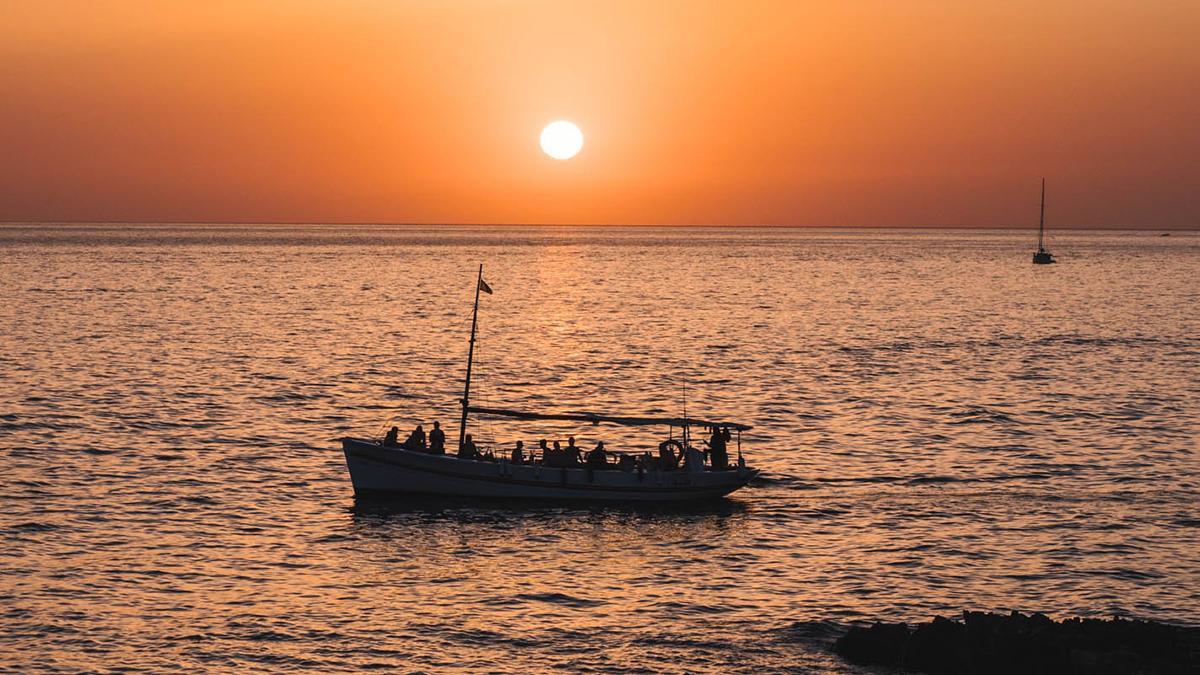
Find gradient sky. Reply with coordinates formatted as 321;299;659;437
2;1;1197;227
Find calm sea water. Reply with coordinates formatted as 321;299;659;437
2;225;1197;673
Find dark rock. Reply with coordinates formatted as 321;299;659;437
833;621;910;667
962;610;1072;674
903;615;968;675
832;611;1200;674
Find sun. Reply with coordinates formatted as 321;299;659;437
540;120;584;160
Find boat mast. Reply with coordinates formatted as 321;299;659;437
458;264;483;452
1038;177;1046;251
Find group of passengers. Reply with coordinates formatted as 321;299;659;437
383;423;735;471
382;421;446;455
383;423;499;462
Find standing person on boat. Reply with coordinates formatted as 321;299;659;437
511;440;526;464
537;439;551;465
458;433;479;461
428;421;445;455
564;436;583;466
383;426;399;448
707;426;729;470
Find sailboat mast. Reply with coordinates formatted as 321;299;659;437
1038;178;1046;250
458;264;483;452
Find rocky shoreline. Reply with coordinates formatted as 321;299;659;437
834;611;1199;674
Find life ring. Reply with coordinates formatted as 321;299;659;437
657;439;684;469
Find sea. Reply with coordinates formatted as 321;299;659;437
1;225;1197;673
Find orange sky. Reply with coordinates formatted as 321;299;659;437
1;1;1197;227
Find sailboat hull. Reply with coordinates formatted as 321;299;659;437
342;438;757;501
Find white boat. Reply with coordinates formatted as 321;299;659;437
342;266;760;501
343;437;757;501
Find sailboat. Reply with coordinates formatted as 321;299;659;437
341;265;760;501
1033;178;1056;264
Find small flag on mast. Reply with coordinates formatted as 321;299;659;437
478;277;493;295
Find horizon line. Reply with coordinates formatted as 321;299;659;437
1;220;1196;231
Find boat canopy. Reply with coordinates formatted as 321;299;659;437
467;405;751;431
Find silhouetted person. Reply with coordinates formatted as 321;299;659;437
538;439;550;465
548;440;565;467
511;440;525;465
428;421;445;455
402;425;425;451
658;440;679;470
383;426;399;447
585;440;608;482
638;451;653;478
708;426;729;470
617;453;635;472
587;441;609;468
564;436;583;467
458;433;478;461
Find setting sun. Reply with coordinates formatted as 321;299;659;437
540;121;584;160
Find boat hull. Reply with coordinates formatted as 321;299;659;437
342;438;757;502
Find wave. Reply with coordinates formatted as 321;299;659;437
515;592;606;608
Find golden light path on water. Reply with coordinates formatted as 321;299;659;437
1;226;1198;672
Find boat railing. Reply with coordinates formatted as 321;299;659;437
474;441;723;470
371;423;743;470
